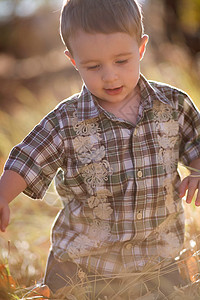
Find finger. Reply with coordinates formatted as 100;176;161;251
186;178;199;204
179;177;189;198
195;182;200;207
1;205;10;232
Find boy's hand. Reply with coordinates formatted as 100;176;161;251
0;170;27;232
179;175;200;206
179;158;200;206
0;197;10;232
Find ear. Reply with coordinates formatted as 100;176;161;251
139;34;149;60
64;50;77;69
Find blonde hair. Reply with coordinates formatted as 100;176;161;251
60;0;144;53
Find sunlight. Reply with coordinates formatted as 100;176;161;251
0;0;63;20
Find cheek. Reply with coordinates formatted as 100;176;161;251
126;62;140;77
81;72;100;88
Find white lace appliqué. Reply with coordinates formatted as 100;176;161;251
81;161;112;194
153;101;181;257
155;212;183;258
71;112;100;136
68;219;111;258
154;102;179;212
88;189;113;220
67;112;113;259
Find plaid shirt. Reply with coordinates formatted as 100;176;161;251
5;74;200;275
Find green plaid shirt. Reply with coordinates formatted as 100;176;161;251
5;74;200;275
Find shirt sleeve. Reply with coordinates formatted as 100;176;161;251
4;110;66;199
179;94;200;166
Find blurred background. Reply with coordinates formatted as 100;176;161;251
0;0;200;289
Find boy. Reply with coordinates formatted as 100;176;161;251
0;0;200;298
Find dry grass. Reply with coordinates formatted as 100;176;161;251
0;164;200;299
0;254;200;299
0;42;200;299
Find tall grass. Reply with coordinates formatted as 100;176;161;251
0;43;200;299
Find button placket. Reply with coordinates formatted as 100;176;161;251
137;211;143;220
132;123;146;242
125;243;132;250
137;170;143;178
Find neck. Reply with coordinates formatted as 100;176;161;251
98;86;141;125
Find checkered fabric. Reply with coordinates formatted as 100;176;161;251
5;74;200;275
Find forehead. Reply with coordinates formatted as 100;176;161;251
69;30;139;60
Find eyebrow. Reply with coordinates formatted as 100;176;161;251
80;52;133;65
115;52;133;57
80;59;99;65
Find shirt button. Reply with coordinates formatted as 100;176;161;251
137;170;143;178
126;243;132;250
137;211;143;220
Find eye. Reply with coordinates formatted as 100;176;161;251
87;64;100;70
116;59;128;64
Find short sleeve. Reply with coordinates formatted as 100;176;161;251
179;94;200;166
4;111;65;199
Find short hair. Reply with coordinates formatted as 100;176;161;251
60;0;144;53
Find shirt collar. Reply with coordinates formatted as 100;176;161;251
76;74;174;122
139;74;174;110
76;86;100;122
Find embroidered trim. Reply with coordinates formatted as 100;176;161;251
153;102;172;122
88;189;113;220
155;212;183;258
73;134;106;164
154;101;179;213
72;112;101;136
68;219;111;259
153;101;182;257
67;112;113;259
81;160;112;194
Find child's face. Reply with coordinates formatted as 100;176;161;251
66;30;148;106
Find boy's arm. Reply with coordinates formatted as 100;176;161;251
0;170;27;232
179;158;200;206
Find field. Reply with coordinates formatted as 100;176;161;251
0;50;200;299
0;1;200;298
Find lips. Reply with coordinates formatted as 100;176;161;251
104;86;123;95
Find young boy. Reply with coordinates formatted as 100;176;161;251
1;0;200;297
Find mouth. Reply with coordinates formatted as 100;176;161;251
104;86;123;95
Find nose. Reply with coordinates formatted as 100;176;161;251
101;66;118;83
